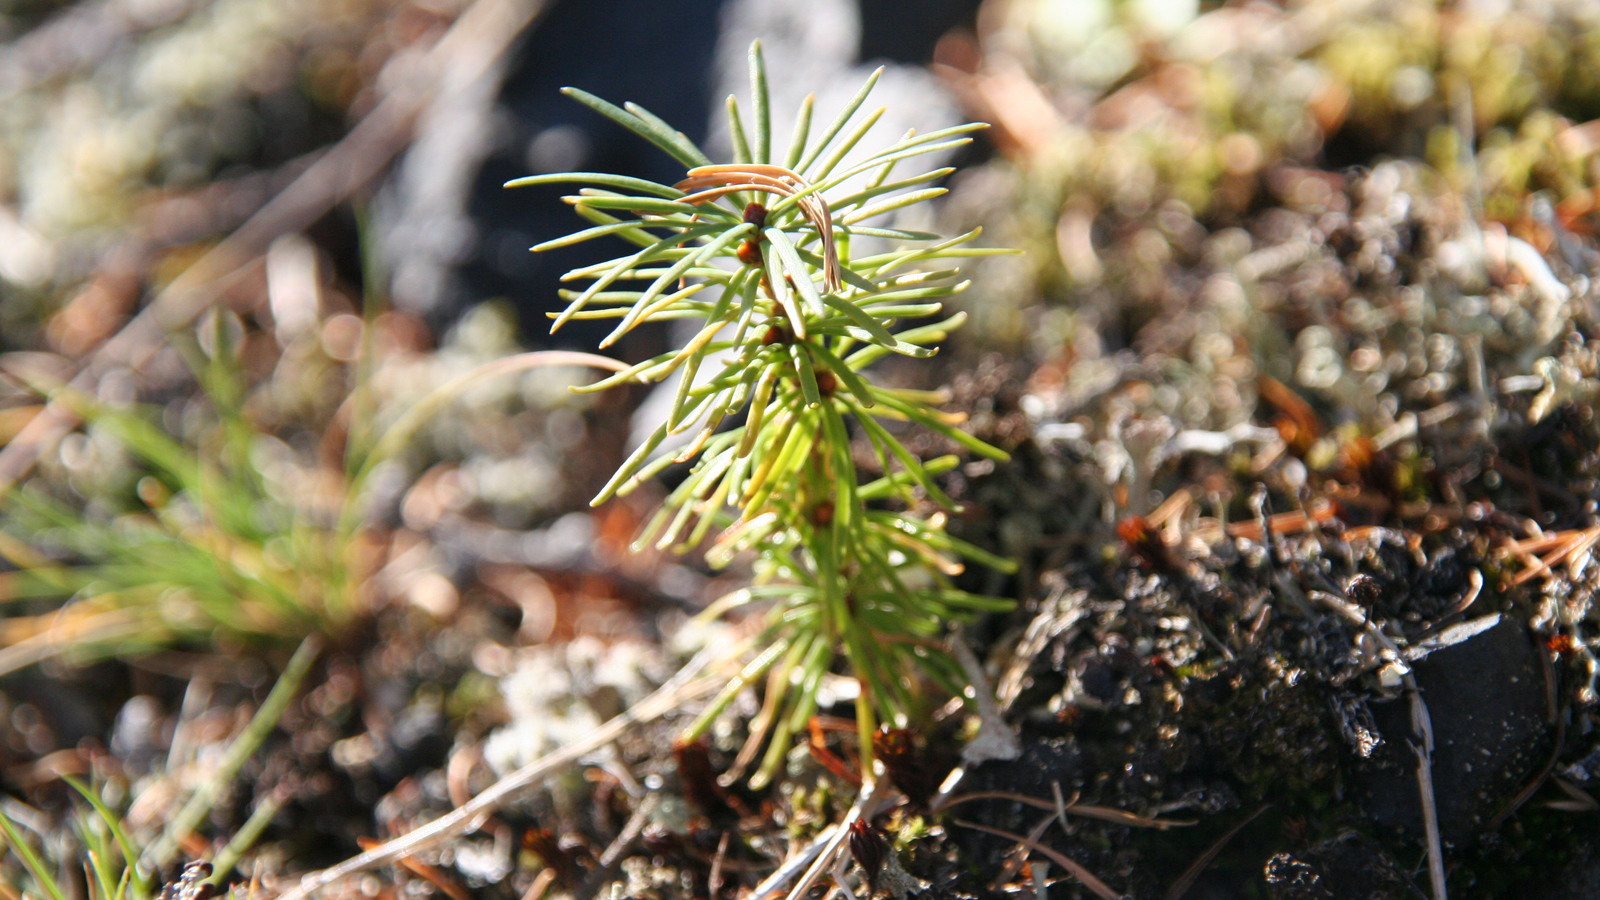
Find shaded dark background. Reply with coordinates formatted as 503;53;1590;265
450;0;983;349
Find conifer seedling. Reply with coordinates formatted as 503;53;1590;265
509;41;1018;785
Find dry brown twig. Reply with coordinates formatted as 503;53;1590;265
1505;524;1600;586
987;809;1060;891
0;609;143;678
355;837;471;900
742;780;891;900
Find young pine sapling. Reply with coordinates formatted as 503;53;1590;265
510;42;1017;786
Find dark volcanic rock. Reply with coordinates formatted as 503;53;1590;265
1264;832;1417;900
1355;614;1551;844
959;736;1084;808
1521;843;1600;900
954;737;1084;858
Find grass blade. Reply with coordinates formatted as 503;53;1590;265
568;204;666;248
809;341;874;408
593;425;666;506
146;634;324;870
828;167;953;212
0;804;69;900
601;222;754;346
821;293;894;346
851;411;958;508
62;776;146;896
738;364;781;458
809;106;886;181
624;101;714;167
554;223;725;331
565;195;718;217
534;220;677;252
208;788;288;885
839;187;948;225
763;231;807;339
870;389;1009;462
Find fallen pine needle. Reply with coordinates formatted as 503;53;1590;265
951;819;1120;900
1164;805;1268;900
943;791;1195;829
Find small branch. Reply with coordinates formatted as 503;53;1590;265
940;791;1194;829
830;860;859;900
1486;716;1564;831
0;611;141;679
747;826;838;900
708;831;731;900
989;810;1059;891
1306;579;1451;900
518;869;557;900
578;795;658;900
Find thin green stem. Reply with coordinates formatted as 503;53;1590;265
207;787;289;885
145;633;323;869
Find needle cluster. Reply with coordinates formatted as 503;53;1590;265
509;42;1017;784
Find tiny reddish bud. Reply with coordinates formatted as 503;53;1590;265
847;820;886;892
812;499;834;526
873;727;946;808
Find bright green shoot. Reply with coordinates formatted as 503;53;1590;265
0;325;361;665
510;40;1019;786
0;776;154;900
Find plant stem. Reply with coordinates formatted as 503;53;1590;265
206;786;288;885
145;633;323;870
